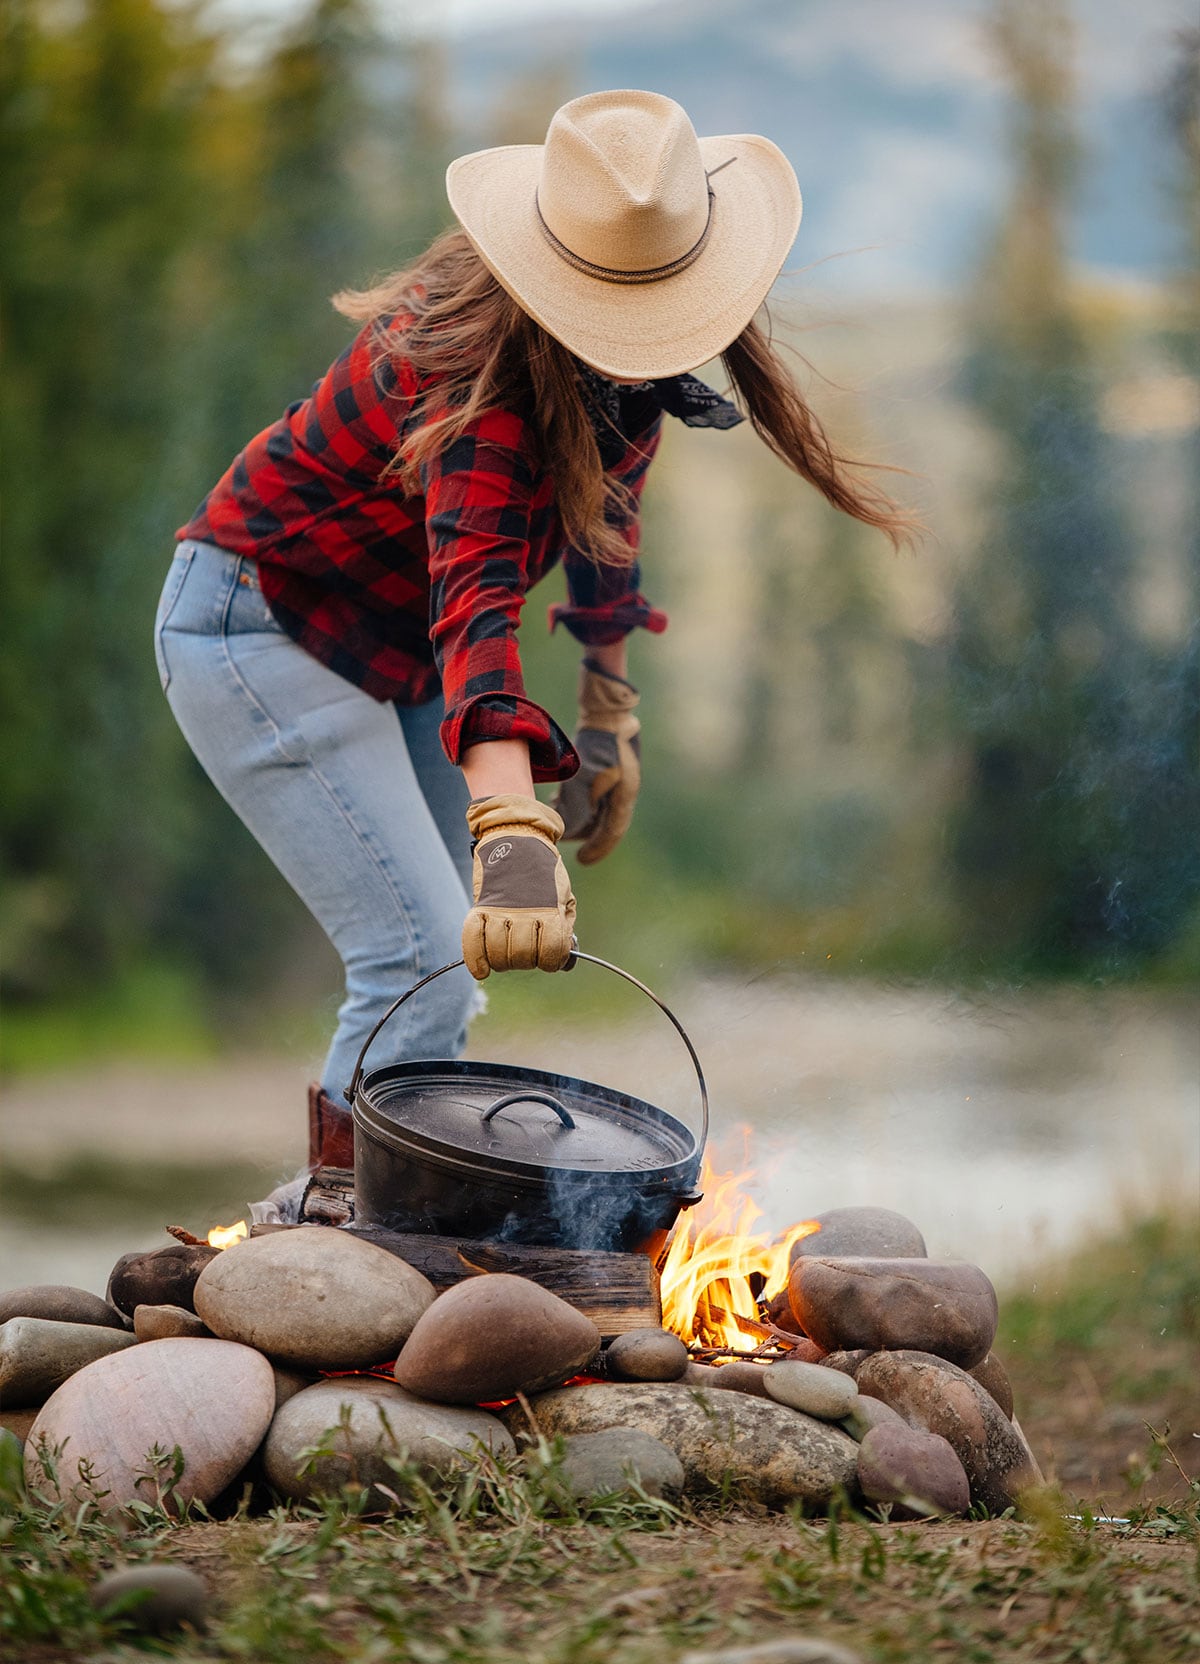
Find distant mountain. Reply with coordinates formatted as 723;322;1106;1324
444;0;1191;295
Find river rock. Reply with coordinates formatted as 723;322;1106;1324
681;1642;864;1664
507;1382;859;1510
819;1351;871;1376
789;1258;997;1370
108;1245;219;1317
682;1361;769;1397
856;1423;970;1518
193;1227;435;1371
605;1329;689;1382
551;1428;685;1502
969;1352;1014;1419
395;1274;600;1404
262;1376;514;1501
764;1360;858;1421
25;1337;274;1512
840;1395;906;1443
133;1305;212;1342
0;1317;139;1407
790;1207;927;1264
91;1564;210;1633
0;1286;128;1330
856;1350;1042;1514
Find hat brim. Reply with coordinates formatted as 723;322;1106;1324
446;133;802;381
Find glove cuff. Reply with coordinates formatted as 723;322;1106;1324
579;665;641;730
466;793;565;845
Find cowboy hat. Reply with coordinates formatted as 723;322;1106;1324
446;89;802;382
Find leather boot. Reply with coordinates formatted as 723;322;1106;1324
307;1081;355;1171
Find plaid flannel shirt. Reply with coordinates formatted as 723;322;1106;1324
177;316;665;782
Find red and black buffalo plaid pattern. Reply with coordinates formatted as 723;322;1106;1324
177;315;665;781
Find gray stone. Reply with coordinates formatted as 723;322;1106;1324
506;1381;859;1511
0;1317;139;1408
682;1360;770;1397
91;1564;210;1633
681;1638;864;1664
788;1258;998;1370
764;1360;858;1421
856;1350;1043;1514
856;1423;970;1518
605;1329;688;1382
790;1207;927;1264
262;1376;514;1502
840;1395;906;1443
969;1352;1015;1419
0;1285;128;1330
133;1305;212;1342
395;1274;600;1404
194;1227;435;1372
551;1427;685;1502
25;1337;275;1513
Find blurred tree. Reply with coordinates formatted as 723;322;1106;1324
948;0;1197;970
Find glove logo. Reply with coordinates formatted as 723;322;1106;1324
486;841;514;865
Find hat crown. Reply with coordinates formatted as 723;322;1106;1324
538;91;710;275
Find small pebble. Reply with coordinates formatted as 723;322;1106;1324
840;1394;906;1443
91;1564;210;1633
133;1304;212;1342
681;1638;864;1664
764;1360;858;1421
605;1328;689;1382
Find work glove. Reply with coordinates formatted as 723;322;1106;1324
553;662;641;864
462;795;577;979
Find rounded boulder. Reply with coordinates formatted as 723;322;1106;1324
790;1207;927;1264
25;1337;275;1512
263;1376;514;1501
857;1422;970;1517
91;1563;210;1633
194;1228;435;1371
0;1285;127;1330
394;1274;600;1404
605;1328;689;1382
788;1258;998;1370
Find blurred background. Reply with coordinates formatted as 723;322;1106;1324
2;0;1197;1298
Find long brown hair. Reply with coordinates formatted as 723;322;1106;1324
334;230;916;562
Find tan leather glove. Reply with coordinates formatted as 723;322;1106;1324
553;662;641;865
462;795;577;979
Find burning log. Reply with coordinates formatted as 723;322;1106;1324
246;1222;662;1337
107;1244;219;1318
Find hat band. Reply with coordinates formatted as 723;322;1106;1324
534;187;715;285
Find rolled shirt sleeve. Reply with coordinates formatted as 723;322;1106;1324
550;419;668;646
420;409;578;782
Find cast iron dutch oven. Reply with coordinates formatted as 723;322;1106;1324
346;953;707;1257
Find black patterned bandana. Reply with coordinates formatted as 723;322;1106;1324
575;361;744;468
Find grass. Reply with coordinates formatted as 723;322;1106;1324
2;1211;1199;1662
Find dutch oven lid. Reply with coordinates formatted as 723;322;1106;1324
357;1059;698;1181
346;955;709;1185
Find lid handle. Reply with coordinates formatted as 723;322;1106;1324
481;1091;576;1130
346;952;709;1152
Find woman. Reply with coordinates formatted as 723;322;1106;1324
155;90;912;1169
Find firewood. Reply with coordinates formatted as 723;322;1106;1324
247;1221;661;1337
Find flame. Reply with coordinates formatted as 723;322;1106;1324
207;1219;249;1250
660;1155;819;1351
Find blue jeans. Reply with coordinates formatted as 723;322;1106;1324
154;538;479;1104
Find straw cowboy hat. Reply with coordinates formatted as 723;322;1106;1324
447;89;802;381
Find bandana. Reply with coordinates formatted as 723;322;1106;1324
575;362;744;468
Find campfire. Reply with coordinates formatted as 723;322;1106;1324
2;1145;1043;1523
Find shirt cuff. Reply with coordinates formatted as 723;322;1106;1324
441;693;580;783
547;598;669;647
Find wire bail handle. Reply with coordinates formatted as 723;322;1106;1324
345;952;709;1151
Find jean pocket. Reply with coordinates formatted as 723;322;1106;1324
153;545;195;692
